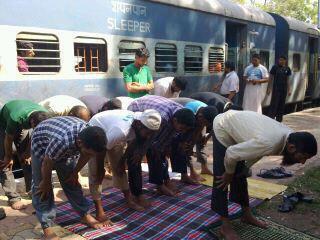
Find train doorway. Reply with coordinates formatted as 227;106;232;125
306;37;318;102
225;22;247;104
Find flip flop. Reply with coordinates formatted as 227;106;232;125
288;192;313;203
273;167;293;177
0;208;6;220
278;196;295;212
257;169;286;179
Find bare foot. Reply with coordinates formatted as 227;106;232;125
10;201;27;210
241;215;268;229
200;165;213;176
126;200;144;211
190;171;206;182
104;171;112;180
96;212;110;223
157;185;177;197
43;227;60;240
164;180;180;193
81;214;112;229
181;174;199;185
133;195;151;209
220;223;240;240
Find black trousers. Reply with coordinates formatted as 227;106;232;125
127;155;143;197
268;90;287;122
127;146;170;197
211;134;249;217
170;133;189;174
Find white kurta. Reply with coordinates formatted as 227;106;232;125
213;110;292;174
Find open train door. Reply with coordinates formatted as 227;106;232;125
225;21;247;104
305;37;319;107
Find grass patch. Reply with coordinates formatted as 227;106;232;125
288;167;320;193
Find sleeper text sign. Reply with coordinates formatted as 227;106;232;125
107;1;151;33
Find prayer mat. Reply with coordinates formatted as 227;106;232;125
56;180;262;239
200;174;287;200
205;216;319;240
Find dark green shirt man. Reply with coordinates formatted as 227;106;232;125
0;100;48;135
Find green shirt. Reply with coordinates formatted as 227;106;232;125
123;63;153;98
0;100;48;135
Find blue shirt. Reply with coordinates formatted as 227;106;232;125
244;64;269;80
171;97;207;114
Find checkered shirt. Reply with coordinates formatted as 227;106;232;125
31;116;87;161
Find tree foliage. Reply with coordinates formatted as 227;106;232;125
232;0;318;25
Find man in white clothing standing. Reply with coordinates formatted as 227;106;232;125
153;77;187;98
242;54;269;113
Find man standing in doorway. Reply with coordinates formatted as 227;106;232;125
242;54;269;113
267;56;292;122
123;48;154;98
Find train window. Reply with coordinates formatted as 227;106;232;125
184;45;203;73
209;47;224;73
293;54;301;72
260;51;270;70
74;37;107;73
16;33;60;73
119;40;145;72
155;43;177;73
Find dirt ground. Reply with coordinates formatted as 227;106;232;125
0;108;320;239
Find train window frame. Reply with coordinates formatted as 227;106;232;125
16;32;61;74
208;47;225;74
293;53;301;72
155;43;178;73
74;37;107;73
184;45;203;73
118;40;146;72
259;50;270;70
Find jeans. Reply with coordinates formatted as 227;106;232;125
0;128;23;204
32;154;89;229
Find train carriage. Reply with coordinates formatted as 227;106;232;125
270;14;320;110
0;0;318;110
0;0;275;103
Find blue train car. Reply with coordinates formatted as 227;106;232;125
270;14;320;108
0;0;276;104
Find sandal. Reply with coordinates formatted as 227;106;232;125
288;192;313;203
278;196;296;212
257;169;286;179
0;208;6;220
273;167;293;177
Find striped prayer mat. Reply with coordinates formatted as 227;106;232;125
55;180;261;239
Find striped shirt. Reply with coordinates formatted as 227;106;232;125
127;95;183;124
31;116;87;161
128;95;183;152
